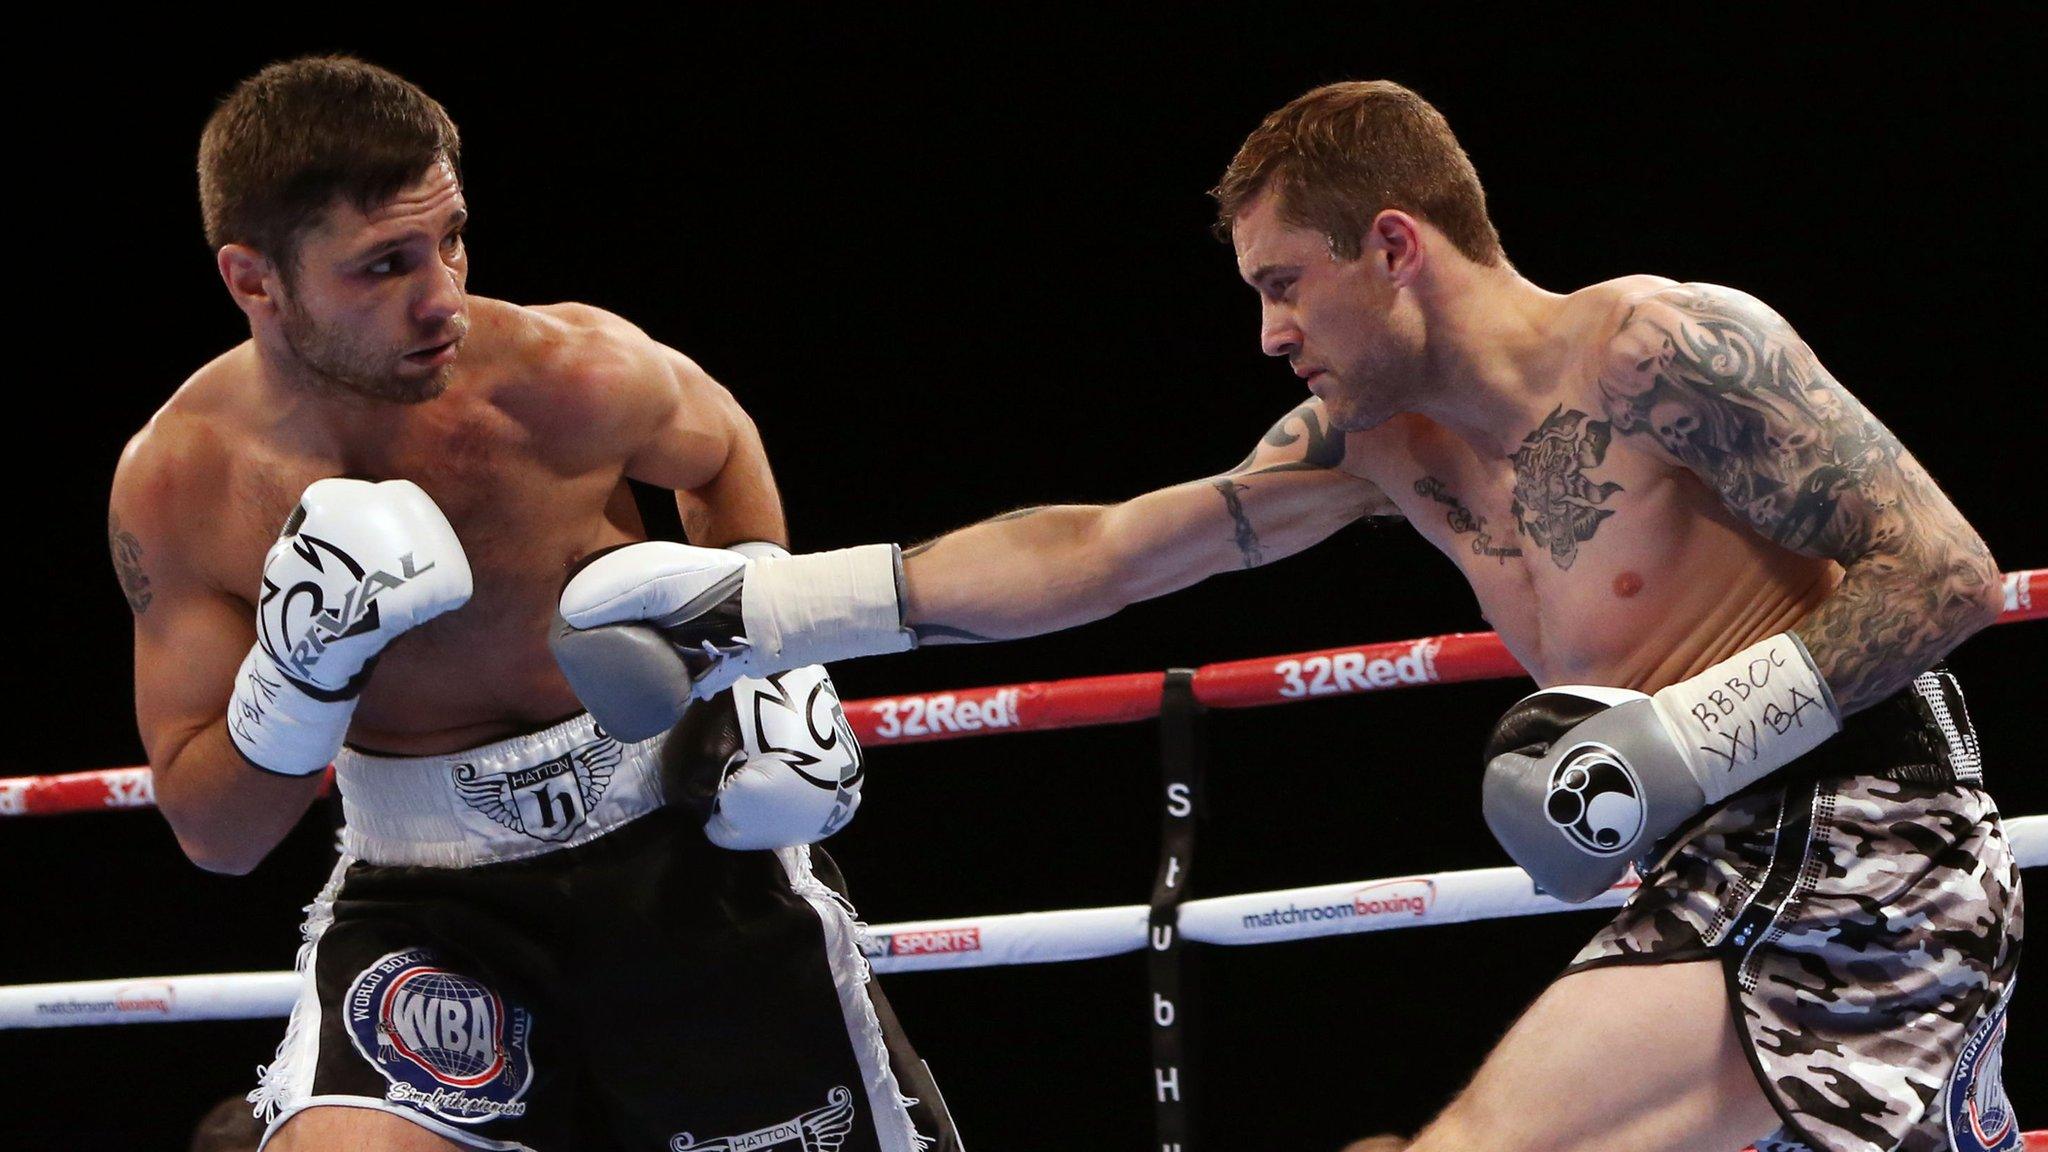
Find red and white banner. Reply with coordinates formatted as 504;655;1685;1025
6;568;2042;814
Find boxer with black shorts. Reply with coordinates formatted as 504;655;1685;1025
110;56;958;1152
565;82;2021;1152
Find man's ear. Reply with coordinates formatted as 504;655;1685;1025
217;243;282;321
1365;209;1425;288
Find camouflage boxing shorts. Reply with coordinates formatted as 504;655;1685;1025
1565;668;2024;1152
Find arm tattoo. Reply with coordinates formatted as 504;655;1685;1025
108;511;153;615
1212;478;1265;568
1507;407;1623;570
1598;285;1998;710
1415;477;1522;563
1230;403;1346;475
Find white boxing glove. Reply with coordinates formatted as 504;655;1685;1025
551;538;912;741
662;663;865;850
226;479;473;775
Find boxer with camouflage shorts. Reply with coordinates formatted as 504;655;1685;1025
563;81;2022;1151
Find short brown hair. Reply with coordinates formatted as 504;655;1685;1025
1212;80;1504;266
198;55;461;267
188;1094;264;1152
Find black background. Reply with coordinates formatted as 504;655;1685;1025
8;11;2043;1149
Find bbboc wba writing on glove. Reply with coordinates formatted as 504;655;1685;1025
1482;632;1840;903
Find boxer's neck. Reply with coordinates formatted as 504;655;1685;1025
247;334;460;454
1401;264;1575;457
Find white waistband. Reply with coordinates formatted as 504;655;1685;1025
335;713;669;868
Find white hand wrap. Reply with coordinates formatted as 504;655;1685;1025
1647;631;1841;803
554;539;913;738
738;544;915;670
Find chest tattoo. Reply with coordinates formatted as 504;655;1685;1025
1414;477;1522;564
1508;405;1624;570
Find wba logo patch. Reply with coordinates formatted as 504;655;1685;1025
344;948;535;1124
1945;980;2020;1152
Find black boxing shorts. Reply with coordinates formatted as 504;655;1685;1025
1567;668;2025;1152
249;713;960;1151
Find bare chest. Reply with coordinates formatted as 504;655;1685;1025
1380;407;1821;687
208;405;636;738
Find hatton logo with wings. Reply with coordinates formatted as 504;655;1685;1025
455;730;622;842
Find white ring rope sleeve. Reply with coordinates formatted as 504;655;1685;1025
5;814;2040;1030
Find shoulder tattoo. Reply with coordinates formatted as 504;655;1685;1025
1597;285;1999;710
1232;402;1346;476
109;511;153;615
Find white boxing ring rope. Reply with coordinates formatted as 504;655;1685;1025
2;568;2042;1146
5;815;2045;1030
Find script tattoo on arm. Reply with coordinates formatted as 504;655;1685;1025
1508;407;1623;570
1597;284;2001;712
109;512;153;615
1415;477;1522;563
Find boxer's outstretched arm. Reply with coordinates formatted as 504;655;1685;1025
902;400;1397;644
111;436;324;875
1598;283;2003;713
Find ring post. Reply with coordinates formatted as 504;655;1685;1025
1151;669;1204;1152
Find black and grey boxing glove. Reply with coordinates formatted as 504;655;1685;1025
663;663;865;850
1482;633;1841;902
227;479;473;775
551;539;912;741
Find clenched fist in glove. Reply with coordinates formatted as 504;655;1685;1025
228;478;472;776
663;663;865;850
1482;633;1840;902
551;539;912;742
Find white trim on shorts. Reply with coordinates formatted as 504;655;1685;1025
776;844;934;1152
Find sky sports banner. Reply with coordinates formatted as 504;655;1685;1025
859;905;1148;974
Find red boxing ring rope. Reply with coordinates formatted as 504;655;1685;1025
6;568;2039;816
